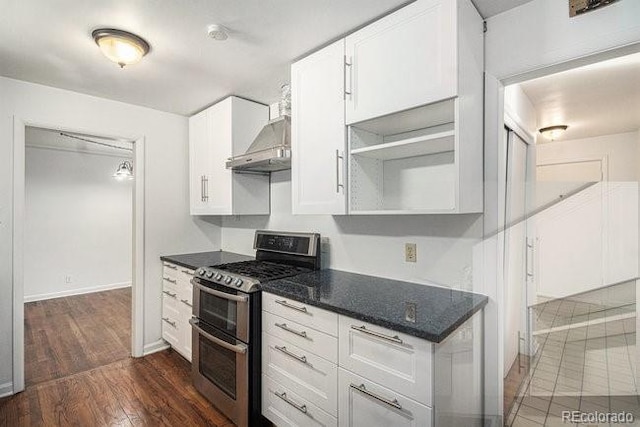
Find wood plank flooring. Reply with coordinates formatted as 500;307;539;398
24;288;132;386
0;350;234;426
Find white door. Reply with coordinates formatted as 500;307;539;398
503;130;528;376
291;39;347;214
345;0;456;124
189;110;210;215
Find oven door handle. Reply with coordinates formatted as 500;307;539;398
189;318;248;354
193;281;249;303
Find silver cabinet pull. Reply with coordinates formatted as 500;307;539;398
163;264;177;270
189;318;247;354
350;383;402;410
181;269;193;275
203;175;209;202
162;317;176;327
193;281;248;303
162;290;177;298
274;345;308;365
335;149;344;193
275;322;307;339
163;277;177;284
200;175;205;202
344;56;353;98
274;391;307;414
180;299;193;308
351;325;403;344
275;299;307;313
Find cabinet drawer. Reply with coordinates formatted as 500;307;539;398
338;368;432;427
263;292;338;336
263;374;337;427
338;316;433;406
263;311;337;363
162;303;180;348
162;262;180;278
263;332;338;416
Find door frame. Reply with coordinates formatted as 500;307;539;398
11;116;145;393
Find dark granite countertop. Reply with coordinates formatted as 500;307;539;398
160;250;253;270
261;269;488;343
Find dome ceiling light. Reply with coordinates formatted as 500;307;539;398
539;125;568;141
92;28;150;68
207;24;229;41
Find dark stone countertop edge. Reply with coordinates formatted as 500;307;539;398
260;284;488;343
160;250;252;270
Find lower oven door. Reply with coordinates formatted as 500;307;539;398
190;318;249;427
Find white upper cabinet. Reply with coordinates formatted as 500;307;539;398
291;39;347;215
345;0;456;125
189;96;270;215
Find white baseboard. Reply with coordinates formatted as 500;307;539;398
24;281;132;303
143;339;170;356
0;381;14;398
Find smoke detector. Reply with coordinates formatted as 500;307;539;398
207;24;229;41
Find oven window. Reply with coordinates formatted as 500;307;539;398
199;328;237;400
200;291;238;336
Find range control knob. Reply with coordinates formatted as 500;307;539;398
225;276;233;285
215;273;223;281
198;268;206;276
206;272;214;278
235;279;243;287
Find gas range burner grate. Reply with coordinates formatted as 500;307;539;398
211;260;310;282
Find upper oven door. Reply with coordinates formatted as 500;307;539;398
192;277;250;343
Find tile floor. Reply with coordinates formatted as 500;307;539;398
506;283;638;426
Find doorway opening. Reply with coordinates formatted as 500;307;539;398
502;52;640;425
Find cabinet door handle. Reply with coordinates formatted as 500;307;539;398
350;383;402;410
163;264;177;270
181;269;193;275
344;56;353;99
335;149;344;193
275;299;308;313
162;317;176;327
200;175;205;202
274;391;308;414
274;345;308;365
162;290;177;298
163;277;177;284
351;325;403;344
275;322;307;339
203;176;209;201
180;299;193;308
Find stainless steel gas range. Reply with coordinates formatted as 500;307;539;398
190;230;321;427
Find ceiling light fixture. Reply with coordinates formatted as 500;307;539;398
113;160;134;180
207;24;229;41
92;28;150;68
539;125;568;141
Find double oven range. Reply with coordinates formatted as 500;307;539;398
189;230;321;427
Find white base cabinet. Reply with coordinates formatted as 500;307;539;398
161;262;194;361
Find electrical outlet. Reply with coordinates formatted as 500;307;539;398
405;243;417;263
65;275;72;284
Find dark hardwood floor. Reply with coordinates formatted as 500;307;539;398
0;350;233;426
24;288;132;386
1;288;233;426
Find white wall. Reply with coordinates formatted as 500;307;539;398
0;76;222;390
24;146;133;301
222;171;483;289
504;84;537;135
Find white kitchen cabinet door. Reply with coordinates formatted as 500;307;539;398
345;0;456;125
291;39;347;214
189;109;211;215
338;368;432;427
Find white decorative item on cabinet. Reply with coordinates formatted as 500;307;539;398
291;0;483;215
161;262;194;361
188;96;270;215
291;39;347;215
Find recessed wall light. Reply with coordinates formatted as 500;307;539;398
539;125;568;141
207;24;229;41
92;28;150;68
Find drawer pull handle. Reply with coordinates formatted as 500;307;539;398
275;322;307;339
181;269;193;275
350;383;403;410
274;345;308;365
274;391;307;414
162;317;176;327
275;299;308;313
162;290;177;298
351;325;403;344
164;264;177;270
163;277;177;284
180;299;193;308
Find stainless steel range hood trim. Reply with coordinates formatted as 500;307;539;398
227;115;291;172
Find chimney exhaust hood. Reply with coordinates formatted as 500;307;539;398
226;115;291;172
